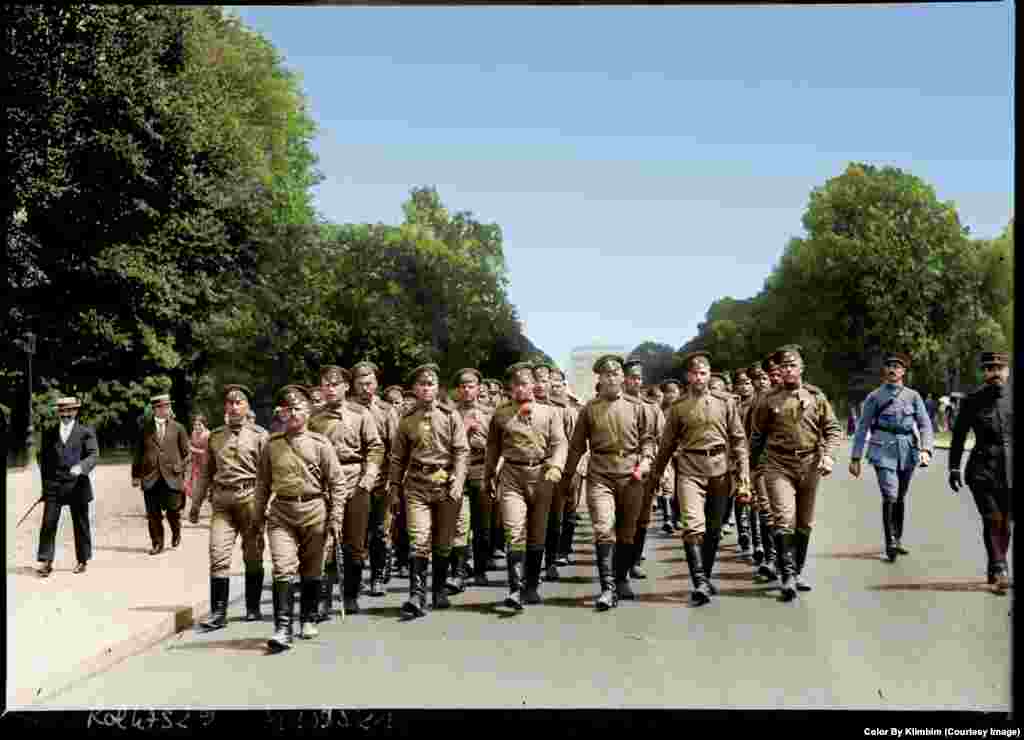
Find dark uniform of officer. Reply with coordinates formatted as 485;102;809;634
949;351;1014;593
750;345;842;601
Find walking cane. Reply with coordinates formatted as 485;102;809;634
16;496;45;529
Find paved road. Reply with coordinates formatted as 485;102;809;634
40;446;1012;710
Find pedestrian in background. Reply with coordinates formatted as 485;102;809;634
132;394;190;555
185;414;210;500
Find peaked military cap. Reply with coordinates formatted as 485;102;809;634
772;345;804;365
319;365;351;383
733;368;750;381
709;372;727;382
531;359;554;373
506;361;535;381
453;368;483;386
884;352;911;369
305;385;323;397
351;361;380;378
150;393;172;405
592;354;625;374
550;367;566;380
659;378;682;391
622;359;644;376
749;364;766;378
276;384;312;408
981;351;1010;367
408;363;440;385
681;351;712;371
56;396;82;410
223;384;252;401
761;355;778;372
383;384;404;396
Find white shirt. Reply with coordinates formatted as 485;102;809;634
60;420;75;444
155;418;167;441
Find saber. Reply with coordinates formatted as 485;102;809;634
16;496;45;529
333;530;346;621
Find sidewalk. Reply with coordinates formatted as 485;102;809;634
6;463;270;708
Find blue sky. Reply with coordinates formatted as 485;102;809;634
234;4;1014;375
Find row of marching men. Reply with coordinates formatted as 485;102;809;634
188;342;850;652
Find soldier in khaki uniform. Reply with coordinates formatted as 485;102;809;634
350;361;400;596
655;379;683;535
750;356;782;580
530;362;575;583
750;345;842;601
550;369;583;569
190;385;270;629
383;385;405;408
559;355;656;611
708;372;737;536
743;366;768;566
622;359;665;580
451;368;494;589
730;368;760;561
483;361;567;609
255;385;346;652
650;351;749;606
389;364;469;618
309;365;384;616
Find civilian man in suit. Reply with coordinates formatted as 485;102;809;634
37;397;99;577
132;393;190;554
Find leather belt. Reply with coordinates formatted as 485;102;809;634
504;459;542;468
768;444;817;457
410;462;452;475
595;450;635;459
682;446;726;457
873;428;914;436
277;493;324;503
215;480;256;493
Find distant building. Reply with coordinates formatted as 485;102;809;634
569;343;631;402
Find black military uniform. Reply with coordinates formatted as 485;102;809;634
949;351;1014;592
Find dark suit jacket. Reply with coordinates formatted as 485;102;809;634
132;418;190;491
950;384;1013;491
38;422;99;502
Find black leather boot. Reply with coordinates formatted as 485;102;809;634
736;503;752;558
432;553;452;609
317;575;334;622
777;533;798;602
794;529;812;591
702;528;723;596
472;534;491;586
751;508;764;564
445;547;466;595
893;497;909;554
630;527;648;579
199;577;230;630
882;501;897;562
344;558;363;614
267;580;293;652
299;578;320;639
614;542;636;600
401;557;429;619
658;497;673;535
244;569;264;621
595;543;618;611
684;541;711;606
369;539;387;596
558;511;577;564
523;548;544;605
504;550;525;611
757;513;777;580
670;496;682;531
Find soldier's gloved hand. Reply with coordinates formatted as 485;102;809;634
188;506;200;525
543;466;562;484
70;465;83;477
949;470;962;493
919;450;932;467
849;459;862;478
817;455;834;477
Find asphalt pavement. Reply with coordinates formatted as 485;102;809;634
12;443;1011;711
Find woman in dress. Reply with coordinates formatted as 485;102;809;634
185;414;210;499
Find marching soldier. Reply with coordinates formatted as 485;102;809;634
132;394;190;555
350;361;400;596
484;362;567;608
750;345;842;601
708;372;736;535
383;385;405;408
650;352;749;606
623;359;665;581
389;364;470;618
744;364;769;566
308;365;384;616
559;355;655;611
256;385;346;651
849;352;934;562
531;362;575;582
731;367;758;559
656;379;683;535
750;356;782;580
190;385;270;629
451;368;494;589
308;386;326;415
554;378;586;566
949;351;1014;593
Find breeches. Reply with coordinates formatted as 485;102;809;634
675;472;732;543
763;463;821;535
405;481;460;558
209;496;265;576
499;465;554;550
586;471;644;546
267;497;327;582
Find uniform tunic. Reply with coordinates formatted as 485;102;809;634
636;397;666;529
454;400;493;548
355;396;400;559
750;383;842;535
389;402;469;559
193;423;269;575
561;393;655;546
950;383;1014;518
484;400;567;549
256;430;346;581
652;389;748;542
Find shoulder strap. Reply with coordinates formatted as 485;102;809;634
282;434;324;491
869;389;902;432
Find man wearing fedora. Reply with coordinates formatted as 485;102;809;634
36;397;100;577
849;352;934;563
132;393;190;554
949;351;1014;593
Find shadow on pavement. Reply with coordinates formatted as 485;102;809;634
167;637;271;654
535;594;602;610
94;546;153;554
817;549;889;561
866;580;1009;594
7;566;43;577
543;575;596;585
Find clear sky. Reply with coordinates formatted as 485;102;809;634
234;4;1014;374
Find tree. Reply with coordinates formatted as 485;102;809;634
627;341;678;385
